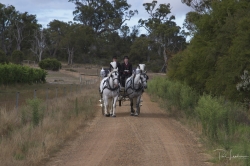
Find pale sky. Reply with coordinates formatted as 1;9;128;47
2;0;192;33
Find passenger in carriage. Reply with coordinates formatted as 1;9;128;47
120;56;133;87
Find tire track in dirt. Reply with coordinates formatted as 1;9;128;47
46;93;211;166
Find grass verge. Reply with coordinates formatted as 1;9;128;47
147;76;250;165
0;83;99;166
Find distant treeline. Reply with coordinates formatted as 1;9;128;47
0;1;187;72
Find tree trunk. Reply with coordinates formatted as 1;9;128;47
147;53;150;63
39;51;43;62
67;47;74;65
30;29;46;62
163;47;167;64
14;22;23;51
71;50;74;65
52;47;58;58
160;47;167;73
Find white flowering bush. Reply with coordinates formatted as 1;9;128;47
236;70;250;91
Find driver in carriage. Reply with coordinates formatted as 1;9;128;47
100;56;120;79
120;56;133;89
109;55;121;72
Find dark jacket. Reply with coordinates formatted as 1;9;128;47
120;62;132;77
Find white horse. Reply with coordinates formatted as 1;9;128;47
125;66;148;116
100;68;120;117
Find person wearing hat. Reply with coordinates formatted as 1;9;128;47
120;56;132;87
109;55;121;72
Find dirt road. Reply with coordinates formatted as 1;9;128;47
46;93;211;166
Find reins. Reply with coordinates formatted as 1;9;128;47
101;72;119;93
126;74;144;93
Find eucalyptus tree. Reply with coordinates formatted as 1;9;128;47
182;0;213;37
181;0;213;13
46;20;66;58
12;11;38;51
119;25;130;38
129;36;150;64
0;3;16;54
69;0;138;61
139;1;186;72
130;25;140;42
69;0;138;35
60;22;94;65
30;27;46;62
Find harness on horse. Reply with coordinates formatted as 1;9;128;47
125;74;145;94
100;72;119;94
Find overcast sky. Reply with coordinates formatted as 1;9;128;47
2;0;192;33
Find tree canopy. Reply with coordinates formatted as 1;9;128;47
1;0;250;102
138;1;187;72
69;0;138;35
169;0;250;102
0;1;187;69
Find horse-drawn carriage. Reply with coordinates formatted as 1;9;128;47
99;63;148;117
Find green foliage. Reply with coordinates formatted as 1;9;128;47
139;1;187;71
129;36;150;64
146;59;163;72
0;63;47;85
11;50;24;64
0;3;39;57
69;0;137;34
149;76;250;161
195;95;228;140
27;98;44;126
0;49;9;64
236;70;250;104
169;0;250;102
147;77;198;116
38;58;61;71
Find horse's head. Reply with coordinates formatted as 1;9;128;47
135;64;148;89
140;71;148;89
133;69;148;90
108;69;119;88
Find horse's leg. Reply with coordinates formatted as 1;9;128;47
135;96;141;116
108;98;112;116
109;98;113;115
112;96;118;117
130;98;135;116
133;97;138;116
103;96;109;117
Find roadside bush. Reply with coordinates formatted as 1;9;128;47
38;58;61;71
27;98;44;126
148;76;250;163
148;77;198;116
11;50;24;64
0;63;47;85
195;95;228;140
0;50;9;64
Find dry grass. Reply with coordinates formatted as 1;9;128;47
0;82;100;166
0;83;81;111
